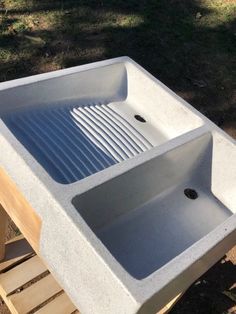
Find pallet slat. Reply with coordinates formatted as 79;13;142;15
0;252;34;274
8;274;62;314
0;205;8;261
35;292;77;314
0;255;47;295
0;236;34;273
157;293;182;314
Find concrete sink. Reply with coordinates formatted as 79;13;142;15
0;57;235;314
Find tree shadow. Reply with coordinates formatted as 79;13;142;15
0;0;235;126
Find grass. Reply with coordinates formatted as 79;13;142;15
0;0;235;128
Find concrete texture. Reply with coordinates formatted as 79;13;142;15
0;57;235;314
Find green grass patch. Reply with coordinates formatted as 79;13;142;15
0;0;235;126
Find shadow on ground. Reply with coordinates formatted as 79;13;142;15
171;254;236;314
0;0;235;126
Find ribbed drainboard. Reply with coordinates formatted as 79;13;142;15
5;103;153;184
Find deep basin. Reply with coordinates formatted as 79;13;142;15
72;133;232;279
1;60;202;184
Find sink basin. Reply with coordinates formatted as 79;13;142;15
72;133;232;280
1;58;202;184
0;57;235;314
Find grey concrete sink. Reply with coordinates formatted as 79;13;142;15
0;57;235;314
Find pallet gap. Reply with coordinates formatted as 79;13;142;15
29;290;64;314
0;253;35;274
7;270;50;297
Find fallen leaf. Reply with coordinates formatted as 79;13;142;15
196;12;202;19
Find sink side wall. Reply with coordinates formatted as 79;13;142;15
125;62;203;138
211;131;236;213
0;63;127;115
73;133;213;230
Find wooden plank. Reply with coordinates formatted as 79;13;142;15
5;235;25;245
157;293;183;314
35;292;77;314
8;274;62;314
0;255;47;296
0;167;42;254
0;205;8;261
0;236;34;273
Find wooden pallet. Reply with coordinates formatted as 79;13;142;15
0;235;183;314
0;235;77;314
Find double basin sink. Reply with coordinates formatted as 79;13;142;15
0;57;235;313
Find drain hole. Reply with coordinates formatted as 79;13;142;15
184;188;198;200
134;114;146;123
